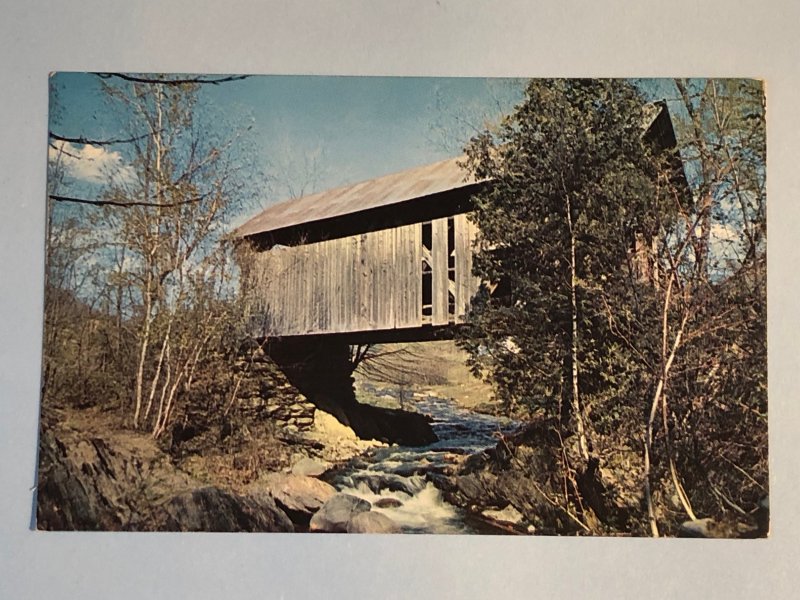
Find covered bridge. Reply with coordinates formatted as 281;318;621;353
234;156;491;444
233;101;682;445
235;101;679;345
236;155;486;344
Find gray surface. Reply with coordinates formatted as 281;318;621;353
237;155;478;237
1;1;798;599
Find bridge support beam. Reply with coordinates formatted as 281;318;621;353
266;337;437;446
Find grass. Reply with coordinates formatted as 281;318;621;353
353;340;499;413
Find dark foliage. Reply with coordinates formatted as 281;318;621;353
457;78;767;536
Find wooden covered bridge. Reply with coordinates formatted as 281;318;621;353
236;101;678;345
236;156;485;345
234;102;680;444
234;151;491;444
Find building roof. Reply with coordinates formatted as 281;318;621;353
236;102;675;240
235;156;480;238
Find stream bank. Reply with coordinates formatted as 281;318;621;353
36;390;528;534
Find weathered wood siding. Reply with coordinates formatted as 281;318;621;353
454;213;479;319
249;215;479;337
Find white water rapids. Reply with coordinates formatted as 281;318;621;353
329;395;520;534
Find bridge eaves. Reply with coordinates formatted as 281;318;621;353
235;156;482;239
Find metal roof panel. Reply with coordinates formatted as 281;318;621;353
236;156;477;238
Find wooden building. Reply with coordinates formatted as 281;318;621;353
236;156;486;342
235;101;682;344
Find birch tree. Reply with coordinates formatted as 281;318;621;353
43;74;253;438
459;80;661;524
97;76;251;435
640;79;767;534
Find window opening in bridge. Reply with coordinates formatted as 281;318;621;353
422;221;433;321
447;217;456;319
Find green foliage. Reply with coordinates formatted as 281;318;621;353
459;79;662;420
458;78;768;535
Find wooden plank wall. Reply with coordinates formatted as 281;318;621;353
250;215;479;336
454;213;480;319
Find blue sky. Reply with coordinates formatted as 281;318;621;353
50;75;522;214
48;74;681;228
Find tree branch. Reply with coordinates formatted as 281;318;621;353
49;194;207;209
49;130;153;146
96;73;249;86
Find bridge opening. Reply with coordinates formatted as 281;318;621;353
422;221;433;321
447;216;456;320
352;340;496;414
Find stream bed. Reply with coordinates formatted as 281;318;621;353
325;394;521;534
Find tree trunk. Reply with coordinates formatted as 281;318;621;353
643;275;690;537
133;274;153;428
565;194;590;462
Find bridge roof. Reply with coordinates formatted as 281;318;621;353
236;102;677;240
235;155;481;239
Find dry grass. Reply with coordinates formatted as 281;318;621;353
354;340;498;412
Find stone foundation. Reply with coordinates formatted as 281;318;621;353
266;337;437;446
230;345;317;433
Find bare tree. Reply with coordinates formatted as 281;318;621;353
43;74;254;438
426;78;527;154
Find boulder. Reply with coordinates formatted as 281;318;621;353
345;402;437;446
347;511;402;534
36;407;298;533
309;493;371;533
679;518;716;538
373;497;404;509
482;504;524;526
390;475;427;496
455;473;485;502
350;473;385;494
304;409;386;463
161;487;294;532
37;426;195;531
291;457;331;477
260;473;337;523
678;515;765;539
351;472;425;496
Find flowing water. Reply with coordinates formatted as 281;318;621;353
327;394;521;534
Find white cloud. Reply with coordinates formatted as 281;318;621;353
48;141;136;185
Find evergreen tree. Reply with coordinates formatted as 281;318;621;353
460;79;662;453
459;78;768;536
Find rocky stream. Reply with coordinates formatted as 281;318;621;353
320;394;522;534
